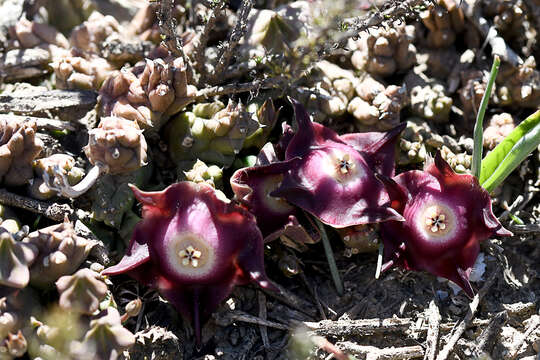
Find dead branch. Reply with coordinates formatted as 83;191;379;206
258;291;271;350
0;188;72;221
506;224;540;234
0;48;50;82
435;268;500;360
157;0;194;80
214;310;290;331
0;89;97;116
337;341;424;360
461;0;522;66
309;0;425;66
0;114;76;131
509;314;540;359
193;76;286;103
473;311;508;357
424;299;441;360
210;0;253;83
193;0;225;79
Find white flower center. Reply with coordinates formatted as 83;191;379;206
178;245;203;267
165;231;216;279
415;203;457;242
321;149;365;185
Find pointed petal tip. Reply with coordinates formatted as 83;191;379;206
456;267;475;298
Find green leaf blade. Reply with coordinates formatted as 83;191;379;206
480;110;540;193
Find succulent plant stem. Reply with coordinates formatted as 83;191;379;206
45;164;104;198
314;217;344;296
472;55;500;179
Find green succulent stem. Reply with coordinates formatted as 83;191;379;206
472;55;500;179
314;217;344;296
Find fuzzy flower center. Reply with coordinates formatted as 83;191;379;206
322;149;365;184
416;204;457;241
338;154;354;174
178;245;203;267
166;231;216;278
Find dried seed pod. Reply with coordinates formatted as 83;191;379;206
99;57;197;130
52;50;115;90
483;113;515;149
55;269;108;315
167;101;260;167
405;71;453;123
0;228;38;289
70;12;121;54
23;218;96;288
348;75;407;131
351;22;416;77
77;308;135;360
419;0;466;48
0;118;43;187
84;117;147;175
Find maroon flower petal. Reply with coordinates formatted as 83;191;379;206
272;98;403;227
231;157;300;236
103;182;274;344
380;153;512;296
340;122;406;177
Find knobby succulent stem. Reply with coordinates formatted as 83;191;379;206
314;217;344;296
472;55;500;179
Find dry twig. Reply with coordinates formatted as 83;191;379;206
436;268;500;360
193;76;286;103
214;310;290;331
0;188;72;221
258;291;271;350
210;0;254;83
0;114;76;131
157;0;194;80
424;299;441;360
509;314;540;359
193;0;225;80
337;341;424;360
473;311;508;357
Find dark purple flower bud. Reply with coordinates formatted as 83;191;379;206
271;98;403;228
379;153;512;296
102;182;275;345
